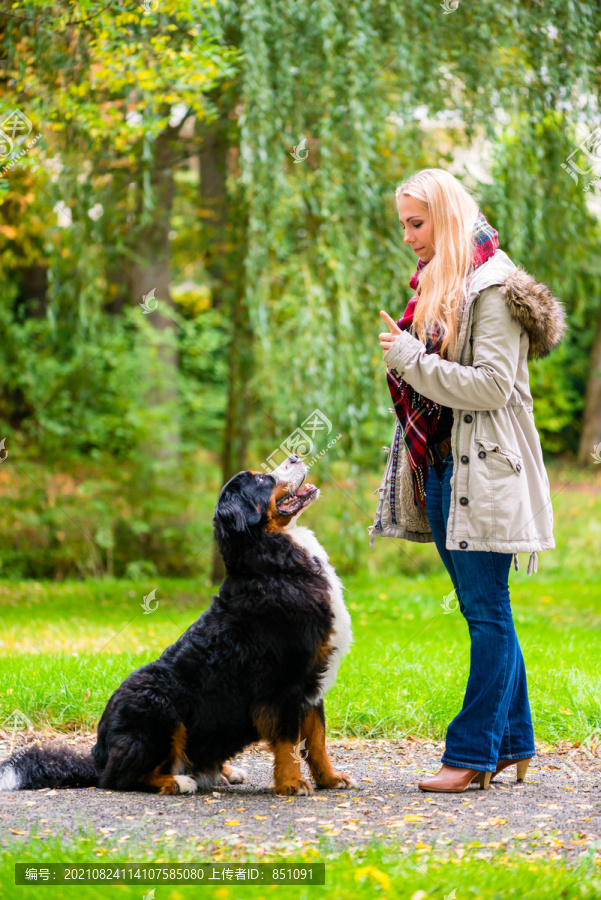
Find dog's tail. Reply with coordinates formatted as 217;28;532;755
0;745;98;791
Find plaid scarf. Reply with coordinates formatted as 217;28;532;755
386;213;499;509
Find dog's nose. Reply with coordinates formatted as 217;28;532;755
288;454;300;463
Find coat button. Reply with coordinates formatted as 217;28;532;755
459;496;469;505
461;455;469;464
516;463;522;472
459;541;468;549
464;414;473;423
478;450;486;459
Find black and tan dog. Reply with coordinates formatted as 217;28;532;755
0;455;355;797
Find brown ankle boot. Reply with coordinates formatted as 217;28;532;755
418;764;492;793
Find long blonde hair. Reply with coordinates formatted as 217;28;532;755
395;168;480;361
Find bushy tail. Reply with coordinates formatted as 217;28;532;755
0;745;98;791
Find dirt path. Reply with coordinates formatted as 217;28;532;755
1;732;600;860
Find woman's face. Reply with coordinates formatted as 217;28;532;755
397;194;434;262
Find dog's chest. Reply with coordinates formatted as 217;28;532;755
287;525;353;699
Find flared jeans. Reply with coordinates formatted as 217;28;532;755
424;449;536;771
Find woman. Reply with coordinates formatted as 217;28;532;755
372;168;567;793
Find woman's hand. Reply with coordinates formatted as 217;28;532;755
379;310;402;355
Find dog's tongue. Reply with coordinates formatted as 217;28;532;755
295;483;314;496
278;483;315;513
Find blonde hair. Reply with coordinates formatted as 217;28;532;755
395;168;480;360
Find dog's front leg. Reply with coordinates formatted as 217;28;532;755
271;733;314;796
300;700;357;790
253;703;314;796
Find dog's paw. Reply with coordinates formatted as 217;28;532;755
222;764;247;784
317;771;358;789
275;778;314;797
173;775;198;795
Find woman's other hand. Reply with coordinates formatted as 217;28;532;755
379;310;402;355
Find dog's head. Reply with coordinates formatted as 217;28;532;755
213;455;320;565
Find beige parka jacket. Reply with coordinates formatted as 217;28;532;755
368;248;568;576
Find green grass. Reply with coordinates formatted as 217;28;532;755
1;831;600;899
1;464;600;892
0;458;599;742
0;570;599;743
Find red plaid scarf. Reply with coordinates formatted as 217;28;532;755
386;213;499;508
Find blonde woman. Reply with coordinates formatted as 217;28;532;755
372;168;567;793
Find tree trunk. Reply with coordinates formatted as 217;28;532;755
198;113;230;311
129;126;180;464
210;195;254;584
197;111;256;583
578;302;601;465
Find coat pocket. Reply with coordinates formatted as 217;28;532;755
473;408;524;476
474;438;523;476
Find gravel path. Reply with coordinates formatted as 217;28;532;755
1;731;600;860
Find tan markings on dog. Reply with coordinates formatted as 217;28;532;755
314;637;333;671
252;705;280;743
139;722;190;795
271;737;313;796
300;707;355;790
264;482;295;533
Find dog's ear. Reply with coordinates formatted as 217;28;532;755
213;496;262;537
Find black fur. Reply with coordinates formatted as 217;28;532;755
0;469;339;793
0;745;96;790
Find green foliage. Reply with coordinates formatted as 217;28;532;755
1;1;601;576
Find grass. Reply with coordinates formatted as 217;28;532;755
1;831;600;899
0;460;600;894
0;569;599;743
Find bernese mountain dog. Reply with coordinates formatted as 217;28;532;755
0;455;355;797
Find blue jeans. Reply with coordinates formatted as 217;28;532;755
425;449;536;771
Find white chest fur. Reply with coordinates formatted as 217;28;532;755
286;524;353;701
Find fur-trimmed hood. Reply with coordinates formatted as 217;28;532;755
465;249;568;362
499;267;568;360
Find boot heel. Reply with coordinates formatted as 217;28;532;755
478;770;492;789
515;758;531;782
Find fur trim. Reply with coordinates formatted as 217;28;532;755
500;267;568;360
